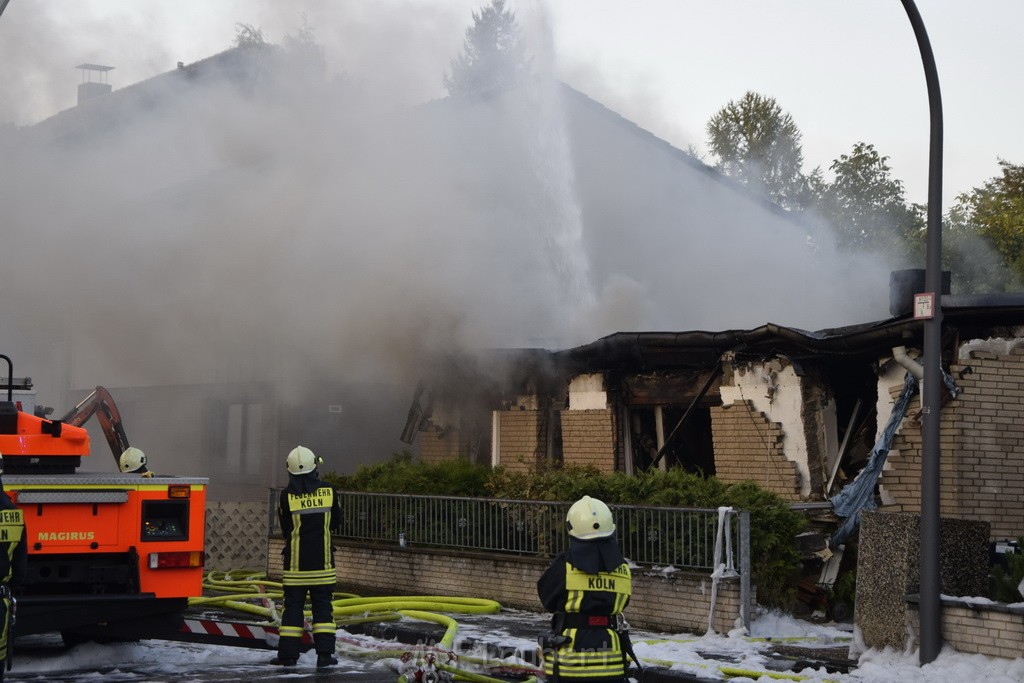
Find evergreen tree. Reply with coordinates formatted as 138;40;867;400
444;0;529;99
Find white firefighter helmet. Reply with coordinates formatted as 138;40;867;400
566;495;616;540
286;446;321;475
119;447;147;473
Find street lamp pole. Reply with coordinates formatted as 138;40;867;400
900;0;943;665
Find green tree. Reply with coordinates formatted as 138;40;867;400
939;200;1019;293
954;160;1024;285
706;91;810;210
233;23;268;49
282;16;327;82
812;142;923;254
444;0;529;99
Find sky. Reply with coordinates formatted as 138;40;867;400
1;0;1021;210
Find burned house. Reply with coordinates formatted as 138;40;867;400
411;280;1024;540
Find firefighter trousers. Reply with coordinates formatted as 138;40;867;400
0;595;11;680
278;583;336;660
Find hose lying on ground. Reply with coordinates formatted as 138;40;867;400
196;571;841;682
192;570;540;682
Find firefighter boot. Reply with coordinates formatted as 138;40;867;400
316;654;338;668
269;656;297;666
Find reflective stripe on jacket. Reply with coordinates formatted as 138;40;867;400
541;560;632;681
0;505;25;585
278;486;338;586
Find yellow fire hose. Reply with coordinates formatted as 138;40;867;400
191;570;538;682
195;571;837;682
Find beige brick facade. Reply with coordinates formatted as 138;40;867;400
908;601;1024;660
267;537;752;634
710;400;801;501
496;408;546;472
419;424;464;464
560;409;616;473
880;350;1024;538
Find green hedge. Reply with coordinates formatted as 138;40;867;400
992;537;1024;603
326;454;804;608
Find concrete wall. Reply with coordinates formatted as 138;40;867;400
710;400;800;501
855;511;990;653
267;537;751;635
568;373;607;410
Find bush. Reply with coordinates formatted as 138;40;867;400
326;451;492;496
992;537;1024;603
330;456;804;608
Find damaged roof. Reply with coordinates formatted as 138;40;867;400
556;293;1024;373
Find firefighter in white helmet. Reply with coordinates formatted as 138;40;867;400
537;496;640;682
270;446;341;668
0;453;27;681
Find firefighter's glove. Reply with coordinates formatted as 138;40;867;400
538;634;572;649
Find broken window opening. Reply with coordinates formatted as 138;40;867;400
626;404;715;476
821;361;879;496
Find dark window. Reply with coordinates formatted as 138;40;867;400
141;500;189;541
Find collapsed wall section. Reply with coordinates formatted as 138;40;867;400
710;399;800;501
879;347;1024;539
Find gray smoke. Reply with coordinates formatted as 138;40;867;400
0;1;894;476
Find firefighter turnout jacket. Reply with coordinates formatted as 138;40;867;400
538;544;634;682
0;484;27;671
277;477;341;587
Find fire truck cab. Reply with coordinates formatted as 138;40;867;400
0;354;208;641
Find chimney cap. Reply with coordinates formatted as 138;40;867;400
75;63;115;72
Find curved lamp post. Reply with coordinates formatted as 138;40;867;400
900;0;943;666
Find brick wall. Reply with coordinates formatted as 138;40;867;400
560;409;615;473
497;409;546;472
880;350;1024;538
710;400;800;501
907;600;1024;660
419;424;463;464
267;537;752;635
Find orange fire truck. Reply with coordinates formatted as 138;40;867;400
0;354;207;643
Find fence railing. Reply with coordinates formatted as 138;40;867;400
269;489;750;575
270;488;751;629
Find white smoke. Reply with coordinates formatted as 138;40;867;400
0;1;892;450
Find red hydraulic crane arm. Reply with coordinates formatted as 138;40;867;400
60;386;131;466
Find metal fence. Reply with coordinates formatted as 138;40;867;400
270;489;749;573
270;489;751;629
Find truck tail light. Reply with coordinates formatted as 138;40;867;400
168;485;191;499
149;551;204;569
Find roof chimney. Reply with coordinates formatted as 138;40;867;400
75;63;114;105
